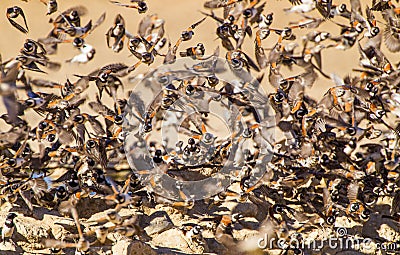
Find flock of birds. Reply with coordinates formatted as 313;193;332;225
1;0;400;254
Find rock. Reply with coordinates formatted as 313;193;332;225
15;216;51;244
152;228;192;253
362;213;400;240
112;239;157;255
76;197;112;219
49;223;66;240
231;202;259;218
144;211;174;236
0;241;18;253
233;228;259;241
377;223;400;242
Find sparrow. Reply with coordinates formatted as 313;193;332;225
164;17;207;63
1;212;18;244
40;0;58;15
204;0;242;9
6;6;29;34
179;43;206;59
382;8;400;52
66;38;96;64
110;0;148;14
106;14;129;53
0;60;20;123
59;12;106;39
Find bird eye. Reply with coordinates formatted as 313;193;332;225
203;133;213;141
24;42;34;52
144;122;152;132
155;149;162;157
361;209;370;219
373;186;383;195
347;127;356;136
114;115;123;125
230;58;242;69
73;156;80;163
73;114;84;123
243;8;253;18
356;23;364;33
295;109;307;119
365;82;374;91
207;76;219;87
87;158;96;166
274;92;285;103
181;31;193;41
188;138;195;145
87;139;97;148
372;27;380;35
39;121;48;130
138;1;147;13
142;52;152;61
73;37;84;48
162;97;173;108
130;37;141;46
339;4;346;12
266;14;273;20
116;194;125;203
375;109;385;118
185;85;195;95
242;128;252;138
326;216;335;225
158;75;169;85
99;72;108;81
274;205;284;214
25;99;36;107
8;158;16;167
350;202;359;212
47;134;56;142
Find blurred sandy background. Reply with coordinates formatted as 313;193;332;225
0;0;398;127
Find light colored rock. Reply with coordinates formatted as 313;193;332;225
377;223;400;242
112;239;157;255
362;213;400;240
0;241;17;253
152;228;192;253
144;212;174;236
15;216;51;244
